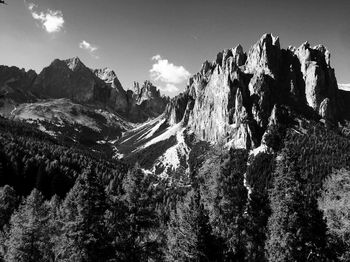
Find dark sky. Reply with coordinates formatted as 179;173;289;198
1;0;350;95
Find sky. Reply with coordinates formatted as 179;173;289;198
1;0;350;96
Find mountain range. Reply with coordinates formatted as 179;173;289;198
0;33;349;175
1;33;350;261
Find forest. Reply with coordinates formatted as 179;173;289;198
0;115;350;262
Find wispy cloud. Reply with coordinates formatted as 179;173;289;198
79;40;99;59
26;2;64;33
150;55;190;93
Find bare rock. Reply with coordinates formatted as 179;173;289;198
245;33;281;78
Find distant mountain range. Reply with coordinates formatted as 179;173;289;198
0;57;168;155
0;57;168;123
1;33;350;175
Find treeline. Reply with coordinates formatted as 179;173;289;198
1;115;350;261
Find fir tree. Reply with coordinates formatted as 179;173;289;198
165;188;219;262
266;151;329;262
57;168;110;262
0;185;19;230
4;189;51;262
112;166;160;261
0;185;19;260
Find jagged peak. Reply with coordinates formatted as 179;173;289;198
259;33;280;49
94;67;117;82
245;33;281;77
200;60;212;74
64;57;85;71
232;44;244;55
133;80;158;95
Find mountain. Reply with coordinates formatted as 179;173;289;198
116;33;347;176
0;57;168;123
125;80;169;122
31;57;110;105
93;67;129;114
0;58;169;156
1;33;350;262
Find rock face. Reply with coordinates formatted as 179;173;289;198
93;68;129;113
164;33;340;150
31;57;111;104
126;81;169;122
134;81;168;113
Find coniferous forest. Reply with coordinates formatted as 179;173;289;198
0;115;350;262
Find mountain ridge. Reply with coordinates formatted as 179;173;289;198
0;57;168;123
117;33;349;175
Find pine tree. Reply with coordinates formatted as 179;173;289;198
112;166;160;261
47;195;63;262
266;151;329;262
0;185;19;260
165;189;219;262
0;185;19;230
57;168;110;262
4;189;51;262
208;149;248;260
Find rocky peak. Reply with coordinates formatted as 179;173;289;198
164;33;341;151
232;44;246;66
30;57;108;103
123;80;169;122
65;57;84;71
245;33;281;78
134;80;161;104
93;68;117;84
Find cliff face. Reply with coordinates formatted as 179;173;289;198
31;57;110;103
93;67;129;113
164;33;340;150
125;81;169;122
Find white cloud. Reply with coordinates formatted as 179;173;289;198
79;40;98;53
150;54;190;85
27;2;64;33
159;84;179;93
79;40;99;58
339;83;350;91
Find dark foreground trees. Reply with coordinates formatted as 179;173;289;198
4;189;51;262
1;116;350;261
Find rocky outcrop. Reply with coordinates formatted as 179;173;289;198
93;68;129;113
164;33;341;150
126;81;169;122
